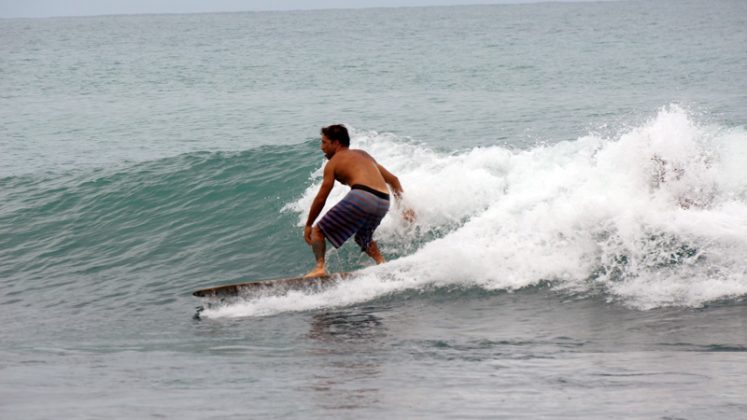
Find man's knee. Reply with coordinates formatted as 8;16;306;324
311;226;326;242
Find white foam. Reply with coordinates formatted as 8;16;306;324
205;105;747;317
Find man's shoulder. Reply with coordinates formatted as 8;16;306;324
350;149;375;160
325;153;346;171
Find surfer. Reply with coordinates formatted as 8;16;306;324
303;124;414;278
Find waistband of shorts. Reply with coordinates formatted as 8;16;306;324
351;184;390;200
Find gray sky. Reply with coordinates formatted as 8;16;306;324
0;0;581;18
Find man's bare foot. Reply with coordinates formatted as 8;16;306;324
303;267;328;278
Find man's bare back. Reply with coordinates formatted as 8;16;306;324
326;149;397;197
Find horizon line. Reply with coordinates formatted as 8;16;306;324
0;0;622;20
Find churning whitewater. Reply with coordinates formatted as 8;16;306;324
200;105;747;318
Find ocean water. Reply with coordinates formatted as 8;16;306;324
2;0;747;418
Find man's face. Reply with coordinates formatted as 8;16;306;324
320;135;336;160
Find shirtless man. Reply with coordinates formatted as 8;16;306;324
303;124;410;278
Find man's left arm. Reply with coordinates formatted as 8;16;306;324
304;163;335;244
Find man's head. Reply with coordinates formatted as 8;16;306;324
321;124;350;147
320;124;350;159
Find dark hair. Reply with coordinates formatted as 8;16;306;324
321;124;350;147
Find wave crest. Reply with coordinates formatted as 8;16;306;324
277;105;747;312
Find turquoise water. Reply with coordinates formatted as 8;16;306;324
2;1;747;418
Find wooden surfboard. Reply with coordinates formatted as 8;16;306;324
193;272;352;298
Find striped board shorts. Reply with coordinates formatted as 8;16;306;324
317;184;390;251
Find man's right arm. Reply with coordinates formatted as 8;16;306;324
378;163;416;222
377;164;404;199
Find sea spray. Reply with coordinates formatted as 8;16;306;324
202;105;747;318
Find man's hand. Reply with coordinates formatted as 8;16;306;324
304;225;313;245
402;207;416;223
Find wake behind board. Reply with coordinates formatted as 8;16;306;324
193;272;352;298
